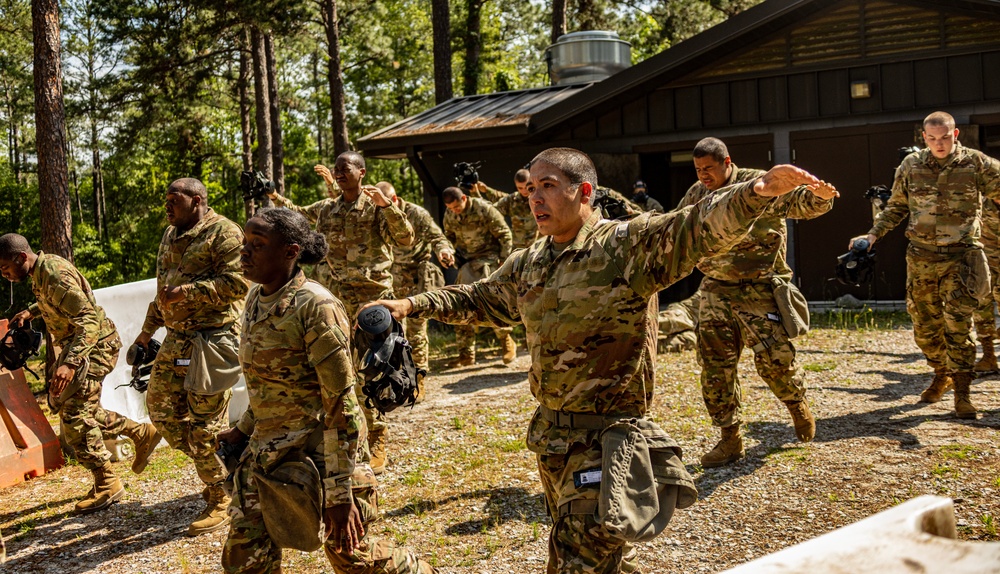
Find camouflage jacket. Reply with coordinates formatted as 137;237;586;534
142;208;248;334
410;180;771;453
392;199;453;270
444;196;513;263
869;142;1000;247
677;164;834;280
494;192;538;249
236;271;361;507
273;191;414;305
28;252;119;369
982;196;1000;249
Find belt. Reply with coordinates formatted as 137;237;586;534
909;240;972;254
559;498;598;517
703;277;771;291
539;405;636;431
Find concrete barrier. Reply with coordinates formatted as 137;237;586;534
721;495;1000;573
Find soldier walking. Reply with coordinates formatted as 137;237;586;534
132;178;248;535
441;186;516;366
677;137;834;468
364;147;837;573
972;197;1000;373
269;152;414;474
851;111;1000;419
1;234;160;515
493;169;538;249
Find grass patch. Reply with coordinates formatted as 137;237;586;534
802;361;837;373
931;463;961;479
766;446;809;463
137;448;191;482
489;437;525;453
811;309;911;330
939;444;977;460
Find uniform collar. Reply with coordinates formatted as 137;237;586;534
539;208;602;256
172;207;218;240
920;141;966;169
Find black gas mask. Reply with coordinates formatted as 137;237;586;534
0;323;42;378
354;305;424;414
120;338;161;393
836;238;876;287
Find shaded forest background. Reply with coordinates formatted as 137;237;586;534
0;0;761;315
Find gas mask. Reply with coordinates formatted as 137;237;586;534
354;305;424;414
836;238;876;287
0;323;42;378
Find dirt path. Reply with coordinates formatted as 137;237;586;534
2;325;998;573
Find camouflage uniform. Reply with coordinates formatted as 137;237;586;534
28;253;126;469
410;180;773;572
657;290;701;353
677;165;834;429
494;192;538;249
869;143;1000;373
142;208;248;486
223;271;433;574
272;191;414;436
973;197;1000;344
443;196;513;358
391;198;453;371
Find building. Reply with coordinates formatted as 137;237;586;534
357;0;1000;302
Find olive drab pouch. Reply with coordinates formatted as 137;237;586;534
184;326;241;395
771;277;810;339
597;418;697;543
961;248;992;305
253;450;326;552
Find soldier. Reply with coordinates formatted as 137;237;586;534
441;186;516;366
132;178;248;535
364;148;836;573
1;233;161;515
466;180;507;202
381;181;455;400
972;197;1000;373
851;111;1000;419
678;137;834;468
493;169;538;249
631;180;664;213
657;290;701;353
218;208;434;574
268;151;414;475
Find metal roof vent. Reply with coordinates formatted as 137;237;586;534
545;31;631;86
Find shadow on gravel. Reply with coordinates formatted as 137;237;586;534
0;498;78;524
2;492;204;574
826;369;926;402
383;486;547;535
442;371;529;395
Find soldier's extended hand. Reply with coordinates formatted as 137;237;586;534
754;165;822;197
132;330;153;351
216;426;246;449
438;250;455;268
314;164;335;186
325;502;364;554
50;363;77;397
362;185;393;208
11;309;31;328
810;180;840;200
359;298;413;321
849;234;877;251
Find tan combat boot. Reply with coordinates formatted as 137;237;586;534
501;334;517;364
188;484;232;536
974;340;998;374
369;428;388;475
953;372;978;420
447;350;475;368
74;463;125;514
784;400;816;442
919;372;954;403
700;425;744;468
121;419;162;474
415;372;426;404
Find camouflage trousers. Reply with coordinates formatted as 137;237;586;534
697;281;806;428
393;260;446;372
223;461;435;574
906;245;991;373
537;445;641;574
54;336;128;470
340;295;389;436
973;242;1000;343
455;259;512;356
146;330;231;486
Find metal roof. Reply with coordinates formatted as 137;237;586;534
357;84;593;157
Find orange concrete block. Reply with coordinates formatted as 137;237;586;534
0;319;63;489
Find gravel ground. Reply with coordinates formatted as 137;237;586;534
2;321;999;573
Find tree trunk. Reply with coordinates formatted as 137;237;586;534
551;0;567;43
431;0;453;104
250;25;272;179
322;0;351;156
238;30;254;219
462;0;483;96
32;0;73;261
311;50;324;158
264;31;285;196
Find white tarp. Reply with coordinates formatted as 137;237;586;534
93;278;248;424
